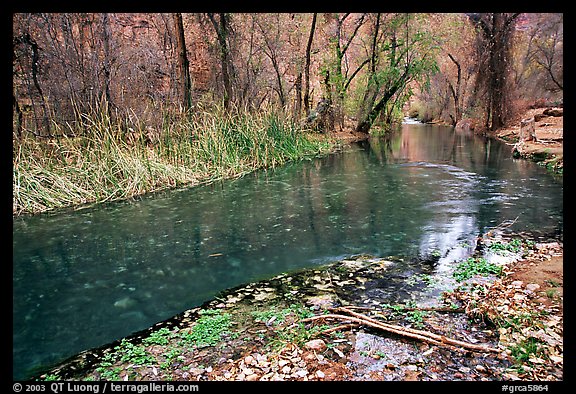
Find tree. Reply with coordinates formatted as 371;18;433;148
355;13;437;133
330;13;367;130
256;14;287;108
303;13;317;118
173;13;193;111
207;13;234;110
468;12;520;131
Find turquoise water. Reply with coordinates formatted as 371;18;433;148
12;123;563;379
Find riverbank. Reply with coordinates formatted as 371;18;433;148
485;106;563;174
12;107;345;217
37;231;562;382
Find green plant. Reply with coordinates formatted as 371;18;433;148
13;104;337;216
115;339;156;365
546;279;560;287
406;310;427;328
160;348;182;370
96;366;122;381
545;289;557;299
509;337;544;365
181;309;233;347
452;257;503;282
40;373;60;381
252;304;314;326
143;327;172;346
488;238;523;254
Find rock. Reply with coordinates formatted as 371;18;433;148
189;367;204;376
245;373;259;381
526;283;540;292
316;370;325;379
113;296;136;309
455;119;473;132
304;339;327;352
543;108;563;117
511;280;524;288
534;113;548;122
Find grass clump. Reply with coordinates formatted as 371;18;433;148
13;104;337;216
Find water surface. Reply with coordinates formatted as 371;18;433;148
13;123;563;379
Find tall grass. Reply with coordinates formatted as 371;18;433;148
13;104;337;215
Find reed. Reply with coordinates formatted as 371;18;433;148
13;104;336;215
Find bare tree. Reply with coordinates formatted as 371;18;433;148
303;13;317;117
173;13;193;111
207;13;234;110
468;12;520;131
256;14;286;108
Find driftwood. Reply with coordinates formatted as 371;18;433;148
303;307;500;354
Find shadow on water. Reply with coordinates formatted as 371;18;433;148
13;123;562;379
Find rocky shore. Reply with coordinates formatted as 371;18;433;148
37;230;562;382
486;106;563;174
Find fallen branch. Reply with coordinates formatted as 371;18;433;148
318;323;359;336
303;307;500;353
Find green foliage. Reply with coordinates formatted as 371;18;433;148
488;239;523;254
180;309;233;347
142;327;172;346
115;339;156;365
405;310;427;329
509;337;545;365
452;257;503;282
39;373;60;381
96;366;122;381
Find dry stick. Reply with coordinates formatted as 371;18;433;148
303;313;446;348
304;308;500;353
336;306;500;353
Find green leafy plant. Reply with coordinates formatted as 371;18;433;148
452;257;503;282
143;327;172;346
406;310;427;328
181;309;233;347
115;339;156;365
488;238;523;254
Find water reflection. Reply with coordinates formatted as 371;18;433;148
13;123;562;379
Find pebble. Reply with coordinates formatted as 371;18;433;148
316;370;325;379
304;339;327;352
526;283;540;292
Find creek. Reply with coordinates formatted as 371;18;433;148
12;122;563;380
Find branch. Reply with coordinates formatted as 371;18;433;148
302;307;500;353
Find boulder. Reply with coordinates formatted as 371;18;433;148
543;108;563;117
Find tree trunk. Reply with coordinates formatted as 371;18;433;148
13;93;23;138
356;77;406;133
294;72;302;121
303;13;317;117
208;13;233;110
447;52;461;125
173;13;192;111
